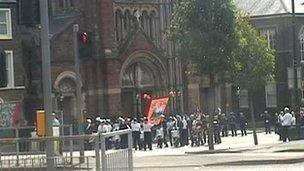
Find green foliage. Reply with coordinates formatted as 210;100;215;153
231;14;275;90
168;0;238;76
167;0;275;89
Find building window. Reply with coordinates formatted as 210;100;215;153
59;0;73;9
0;51;14;88
0;8;12;39
299;27;304;62
59;0;64;8
239;89;249;108
260;27;276;49
265;83;277;108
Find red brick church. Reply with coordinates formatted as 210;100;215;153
5;0;300;126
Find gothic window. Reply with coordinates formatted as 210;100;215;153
142;11;149;35
150;11;156;40
122;63;155;88
124;10;131;35
115;9;123;42
259;27;276;49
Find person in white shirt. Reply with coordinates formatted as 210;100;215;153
280;107;293;142
143;118;153;150
131;118;141;150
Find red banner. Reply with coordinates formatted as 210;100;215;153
146;96;169;124
0;101;22;127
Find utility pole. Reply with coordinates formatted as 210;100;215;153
39;0;54;170
73;24;85;162
292;0;299;111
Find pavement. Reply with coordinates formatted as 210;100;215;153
133;131;304;171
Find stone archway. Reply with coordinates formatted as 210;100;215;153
120;51;168;117
54;71;77;126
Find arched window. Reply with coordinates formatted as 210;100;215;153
115;9;123;42
124;10;131;34
299;27;304;62
150;11;157;40
141;11;149;34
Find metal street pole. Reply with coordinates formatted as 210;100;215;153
292;0;299;110
39;0;54;170
73;24;85;162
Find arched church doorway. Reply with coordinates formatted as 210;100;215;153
53;71;79;133
121;52;168;118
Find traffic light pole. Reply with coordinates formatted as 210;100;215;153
73;24;85;162
291;0;300;111
39;0;54;170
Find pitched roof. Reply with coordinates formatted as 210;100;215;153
234;0;304;17
49;12;81;39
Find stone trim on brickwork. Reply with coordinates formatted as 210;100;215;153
53;71;76;91
0;86;25;90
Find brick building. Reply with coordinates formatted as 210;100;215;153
234;0;304;116
0;0;27;127
2;0;304;127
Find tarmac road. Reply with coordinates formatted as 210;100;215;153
133;131;304;171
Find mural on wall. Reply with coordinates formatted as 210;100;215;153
0;101;21;127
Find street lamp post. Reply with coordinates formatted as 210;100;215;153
136;93;140;118
291;0;300;110
39;0;54;170
236;86;240;114
169;90;181;114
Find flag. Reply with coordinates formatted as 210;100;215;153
145;96;169;124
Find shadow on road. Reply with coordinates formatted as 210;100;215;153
205;157;304;166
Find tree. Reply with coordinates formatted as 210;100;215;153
231;14;275;145
167;0;238;150
168;0;275;148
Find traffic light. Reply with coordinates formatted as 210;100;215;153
78;31;93;60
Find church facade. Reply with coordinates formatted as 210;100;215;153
3;0;304;126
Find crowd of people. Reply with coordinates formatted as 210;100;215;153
83;110;252;150
83;106;304;151
262;107;304;142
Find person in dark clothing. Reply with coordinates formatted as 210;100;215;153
274;111;283;140
176;116;184;146
167;117;174;147
299;111;304;126
160;115;169;148
84;118;93;135
228;113;237;136
213;115;222;144
118;117;129;149
84;118;93;150
201;115;208;144
220;114;228;137
238;113;247;136
261;110;271;134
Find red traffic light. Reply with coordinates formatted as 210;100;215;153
79;32;89;44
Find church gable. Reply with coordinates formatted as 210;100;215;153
119;28;161;61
